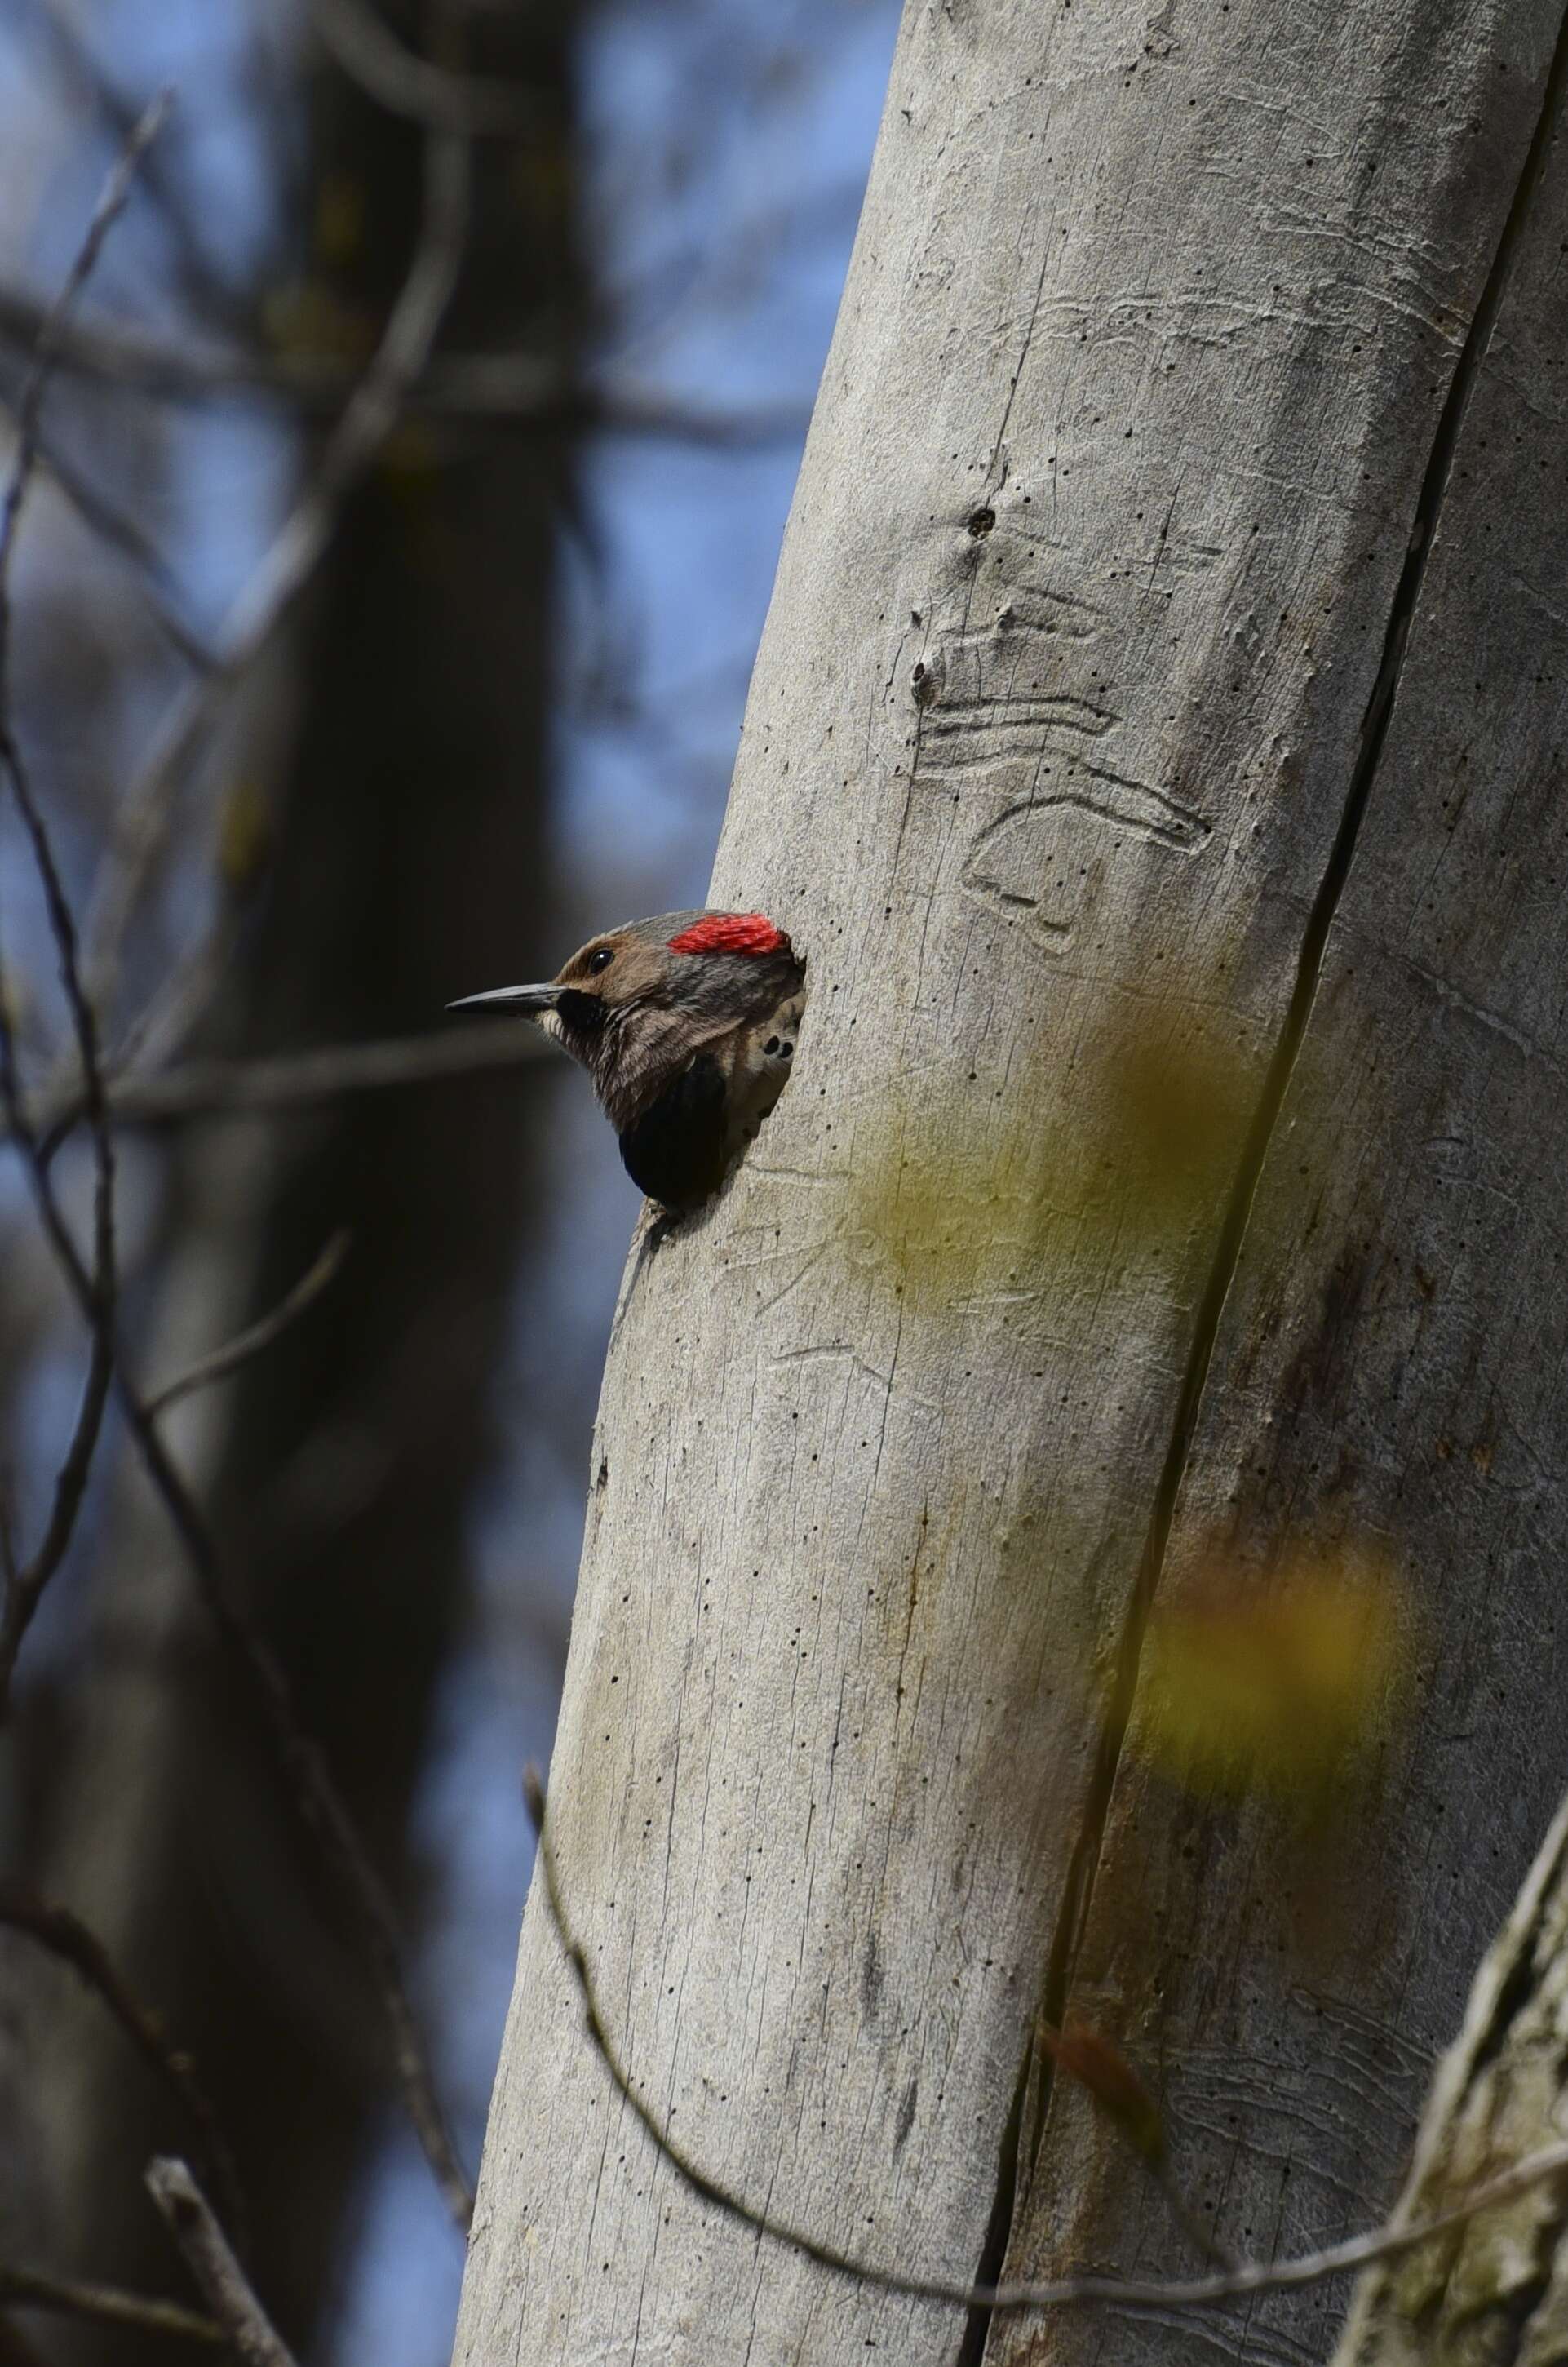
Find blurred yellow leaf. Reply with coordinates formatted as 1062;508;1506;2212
1083;1022;1251;1224
1133;1548;1409;1798
844;1006;1257;1310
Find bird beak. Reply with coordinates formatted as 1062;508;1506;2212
446;982;560;1016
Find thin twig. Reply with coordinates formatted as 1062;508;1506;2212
310;0;540;132
0;98;167;1704
0;1884;246;2239
0;667;471;2224
78;100;472;1039
107;1018;548;1121
0;729;118;1711
27;1017;552;1152
108;900;245;1079
0;1099;472;2219
2;402;215;669
122;1393;475;2226
522;1767;1568;2321
2;1106;474;2226
0;2263;221;2346
146;1230;352;1416
146;2161;295;2367
0;44;472;2243
29;0;248;328
0;1150;474;2224
0;92;172;589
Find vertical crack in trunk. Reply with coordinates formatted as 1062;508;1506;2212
959;16;1568;2356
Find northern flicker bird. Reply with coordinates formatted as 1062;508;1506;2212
450;910;806;1211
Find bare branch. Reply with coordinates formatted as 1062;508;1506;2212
116;1395;476;2226
26;0;248;328
310;0;541;133
0;421;472;2244
0;2263;221;2346
3;402;215;670
146;1230;352;1417
0;1122;474;2221
0;91;172;587
0;37;476;2245
146;2161;295;2367
0;18;472;2254
523;1767;1568;2324
0;1102;474;2222
0;97;168;1702
78;100;473;1043
29;1016;552;1150
0;290;357;402
0;733;117;1712
0;1885;246;2240
109;908;244;1078
0;292;812;441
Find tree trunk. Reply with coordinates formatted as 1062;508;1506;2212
454;3;1568;2362
1331;1785;1568;2365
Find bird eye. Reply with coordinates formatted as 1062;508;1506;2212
587;946;615;974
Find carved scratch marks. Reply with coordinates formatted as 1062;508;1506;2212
915;582;1117;782
911;555;1212;951
963;775;1212;947
926;691;1116;774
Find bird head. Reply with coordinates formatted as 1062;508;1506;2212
449;909;804;1136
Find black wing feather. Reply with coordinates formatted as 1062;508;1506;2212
618;1053;729;1210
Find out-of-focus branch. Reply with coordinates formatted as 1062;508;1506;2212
0;290;352;401
29;1017;551;1150
0;1886;245;2241
146;1230;351;1417
0;2263;221;2346
310;0;541;132
0;292;813;442
0;1133;475;2224
0;95;168;1704
145;2161;295;2367
123;1390;476;2227
0;107;474;2211
0;95;171;586
4;404;215;670
0;724;117;1709
106;903;243;1079
78;100;474;1038
27;0;250;330
523;1768;1568;2325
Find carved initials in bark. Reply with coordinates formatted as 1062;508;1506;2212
914;573;1212;950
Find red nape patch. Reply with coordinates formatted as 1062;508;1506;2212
667;912;788;959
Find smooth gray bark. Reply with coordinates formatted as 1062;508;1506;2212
455;3;1568;2362
1331;1789;1568;2365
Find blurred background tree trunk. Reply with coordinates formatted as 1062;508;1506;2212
454;2;1568;2362
21;11;582;2356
